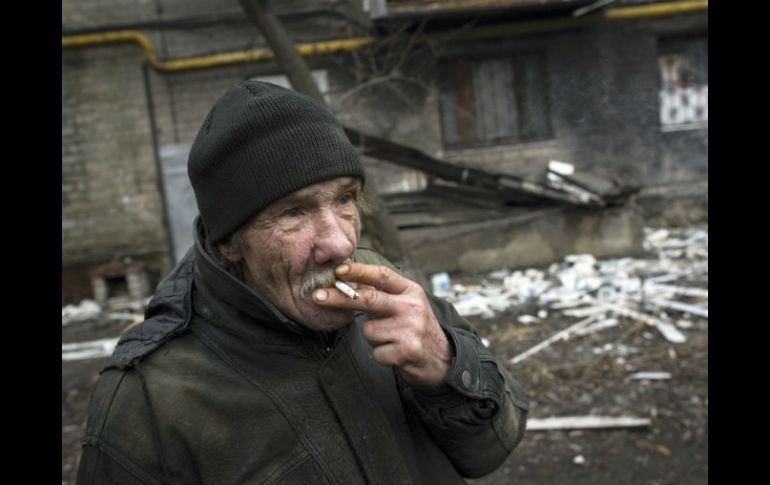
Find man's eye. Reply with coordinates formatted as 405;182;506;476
339;193;355;205
285;207;302;217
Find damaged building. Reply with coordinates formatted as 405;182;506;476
62;0;708;303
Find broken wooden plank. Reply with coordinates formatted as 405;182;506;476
345;126;602;206
510;315;599;365
645;283;708;298
527;415;652;431
547;171;606;205
563;305;609;318
645;273;682;285
629;371;672;380
574;318;619;336
599;302;687;343
648;298;708;318
550;298;593;310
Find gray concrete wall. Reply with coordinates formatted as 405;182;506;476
402;203;646;274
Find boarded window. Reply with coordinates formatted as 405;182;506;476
658;36;708;132
439;54;551;147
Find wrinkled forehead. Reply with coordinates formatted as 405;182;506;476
260;176;362;213
287;176;361;199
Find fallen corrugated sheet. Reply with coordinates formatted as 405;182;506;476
346;127;624;207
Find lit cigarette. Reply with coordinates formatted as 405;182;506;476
334;280;359;300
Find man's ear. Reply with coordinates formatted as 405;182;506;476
218;241;243;263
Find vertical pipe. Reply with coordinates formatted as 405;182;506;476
142;62;177;269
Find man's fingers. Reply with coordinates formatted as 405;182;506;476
361;319;402;346
370;341;424;370
313;285;393;316
371;343;400;367
335;262;411;295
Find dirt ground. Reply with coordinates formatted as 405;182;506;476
465;308;708;485
62;267;707;485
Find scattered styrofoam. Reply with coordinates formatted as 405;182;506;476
518;315;539;325
62;337;119;361
62;300;102;326
433;225;706;361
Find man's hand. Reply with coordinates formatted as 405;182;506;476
312;262;453;385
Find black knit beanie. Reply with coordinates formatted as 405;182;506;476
188;80;365;243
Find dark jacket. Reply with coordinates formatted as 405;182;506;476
76;219;529;484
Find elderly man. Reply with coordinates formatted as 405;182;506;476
77;81;529;484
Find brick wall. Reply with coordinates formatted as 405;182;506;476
62;45;170;274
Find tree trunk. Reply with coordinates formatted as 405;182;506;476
240;0;324;103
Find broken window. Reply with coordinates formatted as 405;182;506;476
439;53;552;148
658;36;708;132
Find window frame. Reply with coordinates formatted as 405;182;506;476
438;51;553;149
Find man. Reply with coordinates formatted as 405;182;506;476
77;81;529;484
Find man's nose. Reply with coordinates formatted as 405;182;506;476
312;210;354;265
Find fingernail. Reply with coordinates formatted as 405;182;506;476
335;264;350;276
314;289;328;301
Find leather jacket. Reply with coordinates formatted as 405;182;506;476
76;217;529;484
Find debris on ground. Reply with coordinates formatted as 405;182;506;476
432;225;708;353
62;337;119;361
628;371;672;381
62;298;148;328
64;224;708;485
456;225;707;484
527;415;652;431
62;300;101;326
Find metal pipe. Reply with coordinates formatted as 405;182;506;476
603;0;708;21
62;30;375;72
141;63;176;266
62;30;160;68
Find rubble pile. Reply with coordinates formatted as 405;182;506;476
431;226;708;358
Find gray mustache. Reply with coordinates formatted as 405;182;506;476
300;270;337;299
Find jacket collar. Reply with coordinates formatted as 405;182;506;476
192;216;313;336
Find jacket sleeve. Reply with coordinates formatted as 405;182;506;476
400;293;529;479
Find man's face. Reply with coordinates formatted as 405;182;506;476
222;177;362;332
